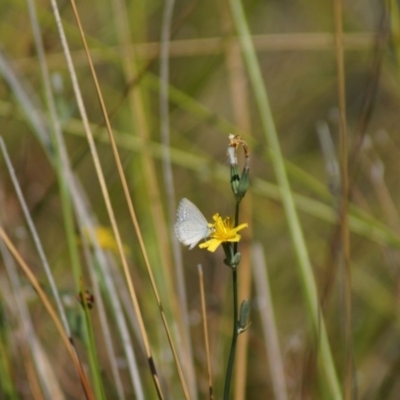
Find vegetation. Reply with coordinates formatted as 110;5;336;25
0;0;399;398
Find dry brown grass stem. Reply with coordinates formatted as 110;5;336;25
13;32;376;70
219;5;253;398
111;0;176;301
51;0;165;395
67;0;191;398
252;244;288;400
198;265;214;400
333;0;352;398
0;227;94;400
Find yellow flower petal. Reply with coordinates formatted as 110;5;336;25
198;214;248;252
199;238;221;252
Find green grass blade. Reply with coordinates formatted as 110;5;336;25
229;0;342;398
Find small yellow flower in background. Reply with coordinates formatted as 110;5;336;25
82;226;130;255
199;213;248;252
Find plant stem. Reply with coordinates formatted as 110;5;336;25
224;266;238;400
234;201;240;254
229;0;342;397
224;201;241;399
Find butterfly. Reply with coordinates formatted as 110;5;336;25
174;198;212;249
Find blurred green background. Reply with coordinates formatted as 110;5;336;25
1;0;400;399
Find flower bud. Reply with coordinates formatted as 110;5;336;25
238;299;251;334
227;134;250;202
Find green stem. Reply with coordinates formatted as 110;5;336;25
229;0;342;397
223;201;242;399
224;265;238;400
233;201;240;254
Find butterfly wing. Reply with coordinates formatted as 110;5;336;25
174;198;211;249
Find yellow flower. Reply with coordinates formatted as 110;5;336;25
199;214;248;252
81;226;130;255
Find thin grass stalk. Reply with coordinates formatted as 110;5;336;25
251;243;288;400
389;0;400;82
67;0;194;399
0;228;94;400
12;32;378;73
111;0;177;296
69;178;144;399
0;270;46;400
52;85;400;235
19;100;398;254
367;155;400;233
25;0;73;336
0;55;80;372
19;343;44;400
223;200;244;400
233;235;251;400
0;330;18;399
60;121;400;249
0;86;69;337
21;34;131;399
349;8;388;178
111;0;179;326
0;229;46;399
0;137;100;398
224;265;238;400
110;0;194;394
316;121;341;206
228;0;342;398
66;0;191;397
25;1;106;396
50;0;165;396
78;278;106;400
24;29;139;392
0;59;85;396
80;236;126;399
253;174;400;248
333;0;353;398
0;52;51;150
197;264;214;400
31;333;68;400
160;0;198;397
219;6;253;398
